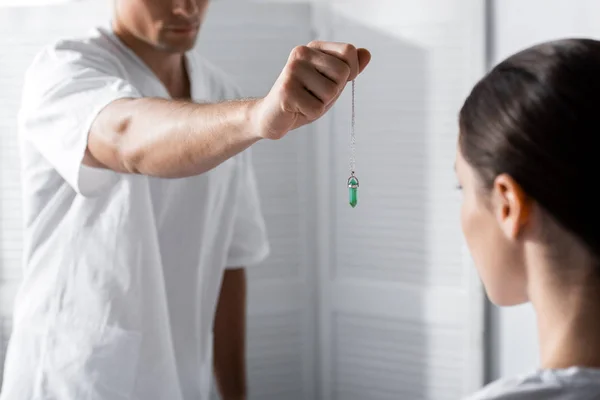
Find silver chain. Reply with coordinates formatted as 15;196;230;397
350;79;356;175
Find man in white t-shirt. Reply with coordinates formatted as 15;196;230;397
0;1;370;399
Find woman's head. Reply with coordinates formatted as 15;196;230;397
457;38;600;306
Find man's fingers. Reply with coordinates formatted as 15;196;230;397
307;40;368;81
288;45;351;84
294;87;326;121
288;62;340;106
279;78;325;120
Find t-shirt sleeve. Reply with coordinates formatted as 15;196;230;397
464;373;568;400
225;148;270;268
18;39;142;197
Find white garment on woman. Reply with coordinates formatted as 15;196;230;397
0;25;269;400
467;367;600;400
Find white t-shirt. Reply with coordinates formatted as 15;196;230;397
0;26;269;400
466;367;600;400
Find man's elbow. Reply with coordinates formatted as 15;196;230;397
87;99;142;174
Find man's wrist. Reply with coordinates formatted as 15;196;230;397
239;97;265;141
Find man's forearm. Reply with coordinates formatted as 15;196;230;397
213;268;247;400
87;97;261;177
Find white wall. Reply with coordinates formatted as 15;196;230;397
488;0;600;381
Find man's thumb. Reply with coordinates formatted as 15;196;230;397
357;48;372;74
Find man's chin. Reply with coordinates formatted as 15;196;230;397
158;31;199;53
159;39;198;53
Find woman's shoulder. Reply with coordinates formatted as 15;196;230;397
465;367;600;400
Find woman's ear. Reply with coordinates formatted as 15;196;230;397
492;174;532;239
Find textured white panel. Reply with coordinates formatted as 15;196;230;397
0;317;10;386
0;3;111;285
0;1;486;398
246;140;306;280
211;312;307;400
0;2;111;300
328;8;477;288
0;2;316;397
198;2;313;281
331;282;466;326
0;2;112;388
199;5;316;398
333;313;464;400
0;28;32;286
247;312;306;399
424;23;471;291
315;1;486;398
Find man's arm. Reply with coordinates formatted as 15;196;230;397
87;98;260;177
213;268;247;400
86;42;371;178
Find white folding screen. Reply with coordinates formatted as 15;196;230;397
0;0;486;399
0;2;318;398
312;0;486;398
197;3;318;399
0;1;113;384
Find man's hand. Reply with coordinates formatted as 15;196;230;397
252;41;371;140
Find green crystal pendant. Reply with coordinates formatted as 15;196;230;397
348;175;359;208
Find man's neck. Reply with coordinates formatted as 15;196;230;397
111;22;190;99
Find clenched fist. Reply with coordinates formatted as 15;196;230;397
252;41;371;140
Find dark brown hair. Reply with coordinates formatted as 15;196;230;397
459;38;600;257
